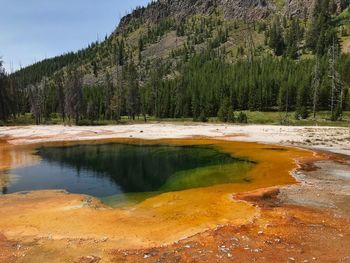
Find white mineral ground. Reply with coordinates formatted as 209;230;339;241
0;123;349;155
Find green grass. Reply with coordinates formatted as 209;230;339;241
207;111;350;127
274;0;285;10
2;111;350;127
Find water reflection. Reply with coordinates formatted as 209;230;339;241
3;143;254;199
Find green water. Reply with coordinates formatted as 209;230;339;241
4;143;255;206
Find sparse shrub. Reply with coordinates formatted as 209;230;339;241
218;98;235;123
341;26;349;37
237;112;248;124
257;22;267;33
199;110;208;122
331;106;343;121
295;107;309;120
50;112;58;119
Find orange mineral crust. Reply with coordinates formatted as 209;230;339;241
0;138;336;262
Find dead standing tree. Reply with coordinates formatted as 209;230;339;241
312;57;321;120
109;65;124;121
65;69;83;125
328;37;343;121
28;82;44;125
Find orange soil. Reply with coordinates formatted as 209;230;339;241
110;204;350;263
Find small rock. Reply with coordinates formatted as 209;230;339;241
74;255;101;263
231;237;239;242
219;246;229;253
274;238;281;243
144;253;151;259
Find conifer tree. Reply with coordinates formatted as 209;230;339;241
285;18;302;59
269;17;285;56
125;62;140;120
0;60;10;122
328;38;343;120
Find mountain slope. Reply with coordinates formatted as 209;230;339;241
13;0;314;84
4;0;350;125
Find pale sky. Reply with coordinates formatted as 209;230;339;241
0;0;151;72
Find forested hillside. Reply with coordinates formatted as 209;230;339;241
1;0;350;125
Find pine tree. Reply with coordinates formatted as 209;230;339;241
0;60;10;122
269;17;285;56
285;18;302;59
117;39;126;66
306;0;338;56
125;62;140;120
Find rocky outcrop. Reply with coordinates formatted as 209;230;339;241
116;0;274;33
115;0;349;34
283;0;314;18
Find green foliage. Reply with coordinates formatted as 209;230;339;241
268;16;285;56
295;106;309;120
306;0;342;56
199;110;208;122
237;112;248;124
218;98;235;123
285;18;303;59
139;18;176;48
2;1;350;125
0;61;12;122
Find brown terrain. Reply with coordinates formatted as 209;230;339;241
0;125;349;263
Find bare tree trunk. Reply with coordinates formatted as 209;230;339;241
329;37;337;119
312;58;320;120
328;37;342;121
339;88;344;120
285;85;289;124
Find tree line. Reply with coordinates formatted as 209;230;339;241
1;0;349;124
2;49;349;125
